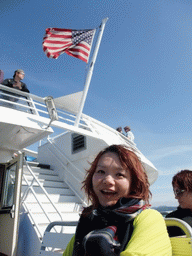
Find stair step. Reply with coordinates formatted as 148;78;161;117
22;180;66;188
23;173;61;181
23;167;55;175
26;162;50;169
24;202;82;213
22;186;74;195
24;193;81;203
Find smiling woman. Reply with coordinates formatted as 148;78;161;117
83;145;151;209
63;145;172;256
92;152;132;207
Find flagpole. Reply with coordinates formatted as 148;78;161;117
74;17;108;127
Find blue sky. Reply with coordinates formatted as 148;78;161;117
1;0;192;207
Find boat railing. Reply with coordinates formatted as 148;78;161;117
47;110;138;154
80;113;144;156
0;86;36;114
21;160;64;238
0;84;91;131
82;112;137;145
0;84;140;153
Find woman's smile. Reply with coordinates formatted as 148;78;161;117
92;152;131;207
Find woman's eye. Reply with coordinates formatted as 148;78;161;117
96;169;105;174
117;173;125;177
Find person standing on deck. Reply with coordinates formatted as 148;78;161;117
1;69;30;108
124;126;134;142
116;127;123;134
2;69;30;93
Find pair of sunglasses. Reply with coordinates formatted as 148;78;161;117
174;188;185;197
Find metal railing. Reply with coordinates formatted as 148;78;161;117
0;84;89;129
21;160;64;238
0;84;137;144
0;84;138;153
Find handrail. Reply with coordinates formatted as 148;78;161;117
0;90;31;104
23;160;64;219
5;158;45;238
22;148;38;158
165;218;192;238
0;84;136;151
0;84;90;133
22;201;43;238
0;84;44;102
21;160;64;237
0;84;139;149
22;176;58;237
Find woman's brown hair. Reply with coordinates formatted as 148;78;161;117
82;144;151;209
172;170;192;192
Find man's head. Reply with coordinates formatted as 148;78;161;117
116;127;122;133
13;69;25;80
124;126;131;132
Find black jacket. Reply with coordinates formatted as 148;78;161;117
2;78;30;93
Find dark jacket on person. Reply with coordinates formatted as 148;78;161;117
166;207;192;237
2;79;30;93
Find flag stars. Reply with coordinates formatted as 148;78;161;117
43;28;95;62
72;30;94;46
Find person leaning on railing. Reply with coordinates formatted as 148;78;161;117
166;169;192;237
1;69;30;108
2;69;30;94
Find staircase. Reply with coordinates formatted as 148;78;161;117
21;161;82;239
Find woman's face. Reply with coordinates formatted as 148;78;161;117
174;186;192;211
92;152;132;207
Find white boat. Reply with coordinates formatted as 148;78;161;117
0;84;191;256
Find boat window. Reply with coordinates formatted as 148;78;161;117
2;163;16;209
72;133;86;154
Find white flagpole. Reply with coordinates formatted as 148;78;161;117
74;17;108;127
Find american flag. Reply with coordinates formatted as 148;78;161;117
42;28;96;63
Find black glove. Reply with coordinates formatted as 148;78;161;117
83;226;120;256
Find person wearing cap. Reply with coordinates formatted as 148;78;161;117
2;69;29;93
1;69;30;109
124;126;135;142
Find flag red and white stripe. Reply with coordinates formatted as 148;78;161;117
42;28;96;63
